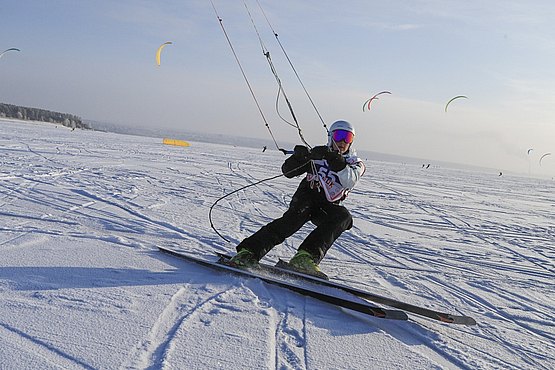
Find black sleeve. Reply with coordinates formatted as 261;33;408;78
282;155;310;178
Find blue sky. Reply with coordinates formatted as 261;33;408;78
1;0;555;174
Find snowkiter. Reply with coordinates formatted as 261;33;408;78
229;120;366;277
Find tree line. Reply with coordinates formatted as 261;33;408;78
0;102;90;129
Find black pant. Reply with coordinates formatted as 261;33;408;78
236;182;353;264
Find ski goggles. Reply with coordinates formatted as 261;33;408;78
331;129;354;144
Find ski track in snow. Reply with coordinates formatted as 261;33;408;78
124;284;232;369
340;174;554;369
1;119;554;369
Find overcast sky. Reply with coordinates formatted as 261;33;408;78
2;0;555;174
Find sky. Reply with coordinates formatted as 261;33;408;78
2;0;555;174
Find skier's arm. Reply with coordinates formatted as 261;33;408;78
282;145;310;178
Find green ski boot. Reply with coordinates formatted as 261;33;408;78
227;249;258;268
288;250;328;279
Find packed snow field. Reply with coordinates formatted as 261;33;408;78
0;118;553;369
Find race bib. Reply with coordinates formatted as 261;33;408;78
312;160;347;202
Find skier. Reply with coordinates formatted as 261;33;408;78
229;120;366;277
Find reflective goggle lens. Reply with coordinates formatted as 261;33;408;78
332;129;354;144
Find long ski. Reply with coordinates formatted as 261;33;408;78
216;253;476;325
159;247;408;321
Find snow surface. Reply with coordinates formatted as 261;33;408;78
0;118;553;370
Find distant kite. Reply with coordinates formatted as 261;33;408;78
163;138;190;147
363;91;391;112
539;152;551;166
0;48;20;59
445;95;468;112
156;42;172;66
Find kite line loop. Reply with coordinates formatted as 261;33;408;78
253;0;328;134
243;0;311;149
209;0;286;154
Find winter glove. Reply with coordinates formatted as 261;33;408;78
292;145;310;161
283;145;310;178
309;145;331;160
325;150;347;172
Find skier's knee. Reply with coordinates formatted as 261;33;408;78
336;209;353;230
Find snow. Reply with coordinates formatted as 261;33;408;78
0;118;553;370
